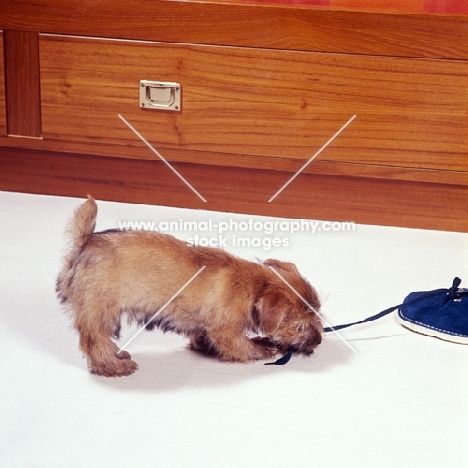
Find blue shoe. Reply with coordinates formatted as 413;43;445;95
398;278;468;344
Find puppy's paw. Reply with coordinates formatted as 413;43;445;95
90;358;138;377
116;350;132;360
251;337;280;358
220;338;277;362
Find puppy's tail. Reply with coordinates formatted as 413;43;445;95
57;195;97;304
67;195;97;253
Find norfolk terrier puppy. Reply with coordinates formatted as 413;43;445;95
56;196;322;377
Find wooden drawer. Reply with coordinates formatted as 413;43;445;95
0;32;6;136
40;34;468;178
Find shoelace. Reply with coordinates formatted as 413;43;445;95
266;277;466;366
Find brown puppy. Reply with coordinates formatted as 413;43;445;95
57;196;322;377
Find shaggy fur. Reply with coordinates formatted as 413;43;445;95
57;196;322;377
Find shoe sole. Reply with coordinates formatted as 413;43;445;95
398;315;468;345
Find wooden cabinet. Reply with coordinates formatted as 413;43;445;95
1;1;468;231
40;34;468;184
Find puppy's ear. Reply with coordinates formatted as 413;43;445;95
264;259;299;275
255;289;289;335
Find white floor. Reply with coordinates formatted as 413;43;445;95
1;190;467;468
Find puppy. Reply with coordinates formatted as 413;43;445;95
57;196;322;377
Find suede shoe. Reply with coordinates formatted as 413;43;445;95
398;277;468;344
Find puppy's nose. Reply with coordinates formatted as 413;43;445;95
310;329;322;345
314;332;322;345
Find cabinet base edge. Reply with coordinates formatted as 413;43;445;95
1;147;466;232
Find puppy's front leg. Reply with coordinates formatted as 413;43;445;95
208;327;277;362
189;332;219;356
251;336;278;352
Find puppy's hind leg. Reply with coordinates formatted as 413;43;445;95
75;306;138;377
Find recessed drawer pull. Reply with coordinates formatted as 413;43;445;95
139;80;181;111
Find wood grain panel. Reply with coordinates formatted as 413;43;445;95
1;0;467;59
40;35;468;175
1;147;467;232
0;32;6;136
4;30;41;137
2;133;468;186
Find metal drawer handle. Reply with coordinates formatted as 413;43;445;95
139;80;181;111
